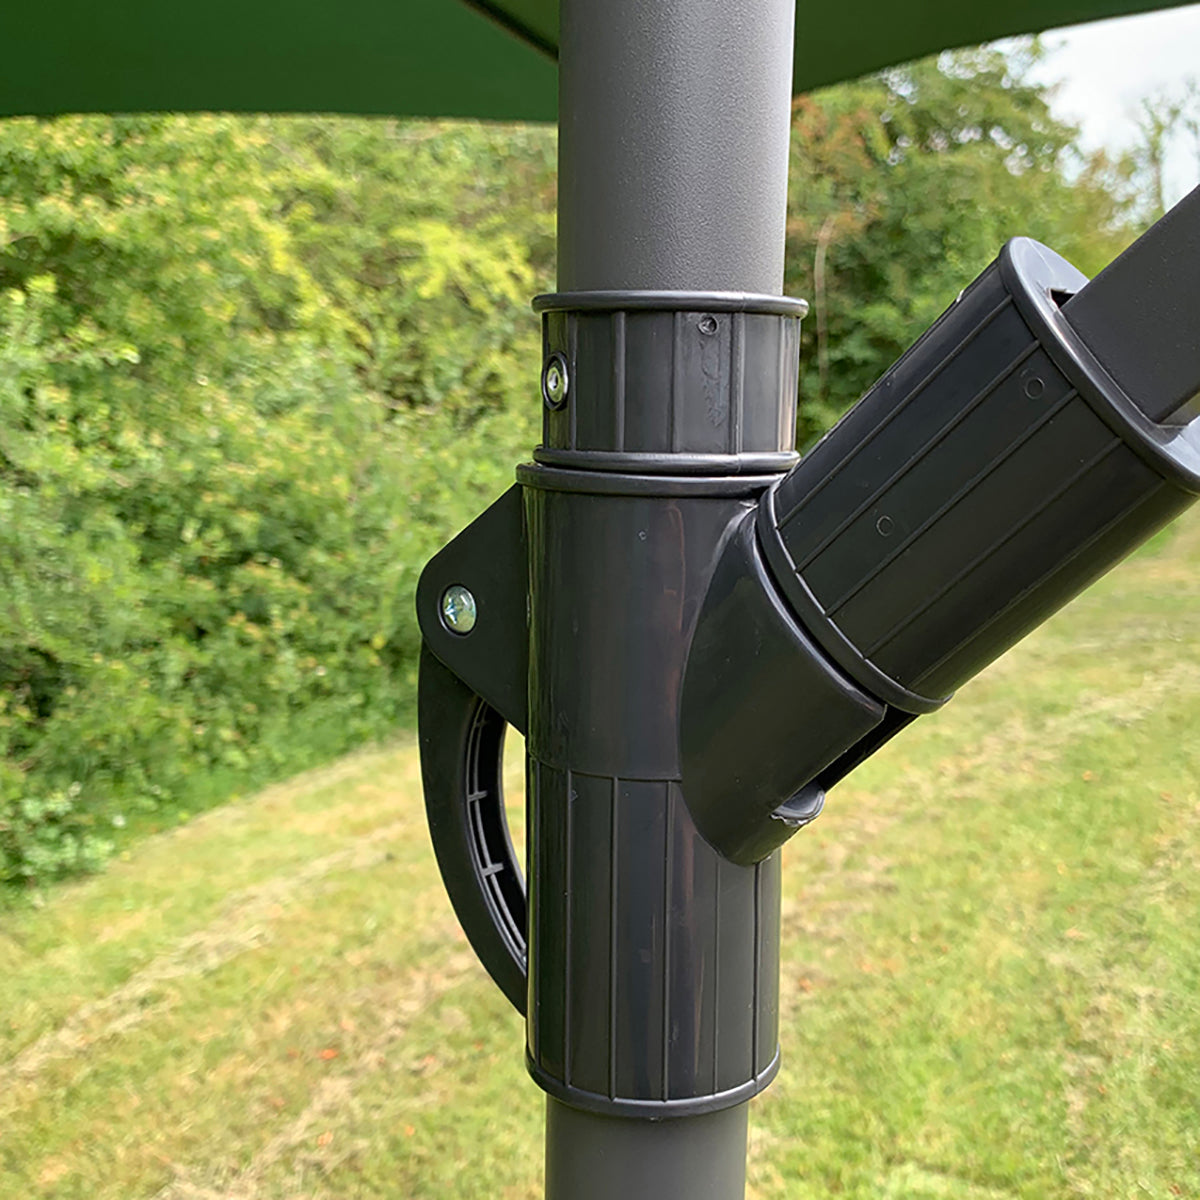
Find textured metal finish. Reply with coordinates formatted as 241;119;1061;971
545;1099;750;1200
1065;184;1200;425
557;0;796;293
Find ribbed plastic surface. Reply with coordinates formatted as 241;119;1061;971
524;479;782;1115
527;766;781;1113
760;238;1199;709
534;293;805;474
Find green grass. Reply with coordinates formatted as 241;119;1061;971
3;512;1200;1199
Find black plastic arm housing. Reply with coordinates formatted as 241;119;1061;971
681;189;1200;864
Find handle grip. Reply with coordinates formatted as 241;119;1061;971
418;644;528;1013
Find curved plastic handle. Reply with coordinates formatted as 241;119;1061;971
418;644;528;1013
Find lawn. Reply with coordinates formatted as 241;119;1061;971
3;512;1199;1199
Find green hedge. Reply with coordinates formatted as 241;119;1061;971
0;115;553;883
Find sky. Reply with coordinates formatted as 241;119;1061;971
1024;2;1200;204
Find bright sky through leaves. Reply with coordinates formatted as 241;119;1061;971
1029;1;1200;203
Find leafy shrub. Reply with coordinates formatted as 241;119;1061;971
0;115;552;884
0;768;112;884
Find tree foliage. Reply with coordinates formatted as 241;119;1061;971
786;44;1137;440
1131;75;1200;221
0;115;553;882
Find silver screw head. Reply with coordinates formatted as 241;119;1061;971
542;353;569;409
440;585;477;635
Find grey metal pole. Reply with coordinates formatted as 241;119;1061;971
543;2;798;1197
545;1099;750;1200
557;0;796;294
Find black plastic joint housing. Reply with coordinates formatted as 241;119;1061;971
679;514;886;866
680;216;1200;865
517;289;811;1119
519;467;785;1118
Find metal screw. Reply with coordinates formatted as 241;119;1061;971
876;515;895;538
542;353;570;409
440;585;477;635
698;315;718;335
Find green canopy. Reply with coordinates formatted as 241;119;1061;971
3;0;1194;121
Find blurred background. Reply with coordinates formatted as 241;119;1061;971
2;17;1199;1200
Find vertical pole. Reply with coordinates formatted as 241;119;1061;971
557;0;796;294
546;1099;750;1200
541;2;798;1197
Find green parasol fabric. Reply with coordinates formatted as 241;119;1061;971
1;0;1194;121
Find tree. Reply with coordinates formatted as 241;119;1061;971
1134;94;1184;221
1128;76;1200;223
785;42;1137;442
0;115;552;883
